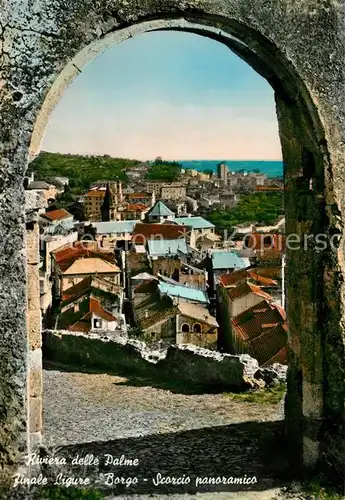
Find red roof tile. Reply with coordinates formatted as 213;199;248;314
219;268;278;287
53;242;115;271
68;319;90;333
126;203;148;211
132;223;188;245
62;276;92;302
85;190;105;197
89;297;117;322
262;346;288;367
41;208;72;221
231;300;287;366
248;324;288;366
60;295;118;333
219;269;249;287
227;282;272;302
61;275;121;304
232;300;286;342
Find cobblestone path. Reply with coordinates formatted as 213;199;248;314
40;368;293;498
43;369;284;447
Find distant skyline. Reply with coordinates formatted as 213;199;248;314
42;31;282;161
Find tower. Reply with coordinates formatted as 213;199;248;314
101;183;113;221
217;162;228;184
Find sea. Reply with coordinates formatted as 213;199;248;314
179;160;283;178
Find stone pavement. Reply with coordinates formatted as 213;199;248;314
42;369;284;447
40;368;293;497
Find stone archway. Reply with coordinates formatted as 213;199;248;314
1;0;345;489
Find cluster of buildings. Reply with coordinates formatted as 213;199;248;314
120;162;283;218
28;160;286;367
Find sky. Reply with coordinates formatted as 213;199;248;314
41;31;282;161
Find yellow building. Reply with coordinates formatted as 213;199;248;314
83;182;123;222
83;188;106;221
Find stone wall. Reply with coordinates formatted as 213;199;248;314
25;191;47;455
42;330;260;391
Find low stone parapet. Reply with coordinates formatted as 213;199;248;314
42;330;274;392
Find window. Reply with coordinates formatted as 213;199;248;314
181;323;190;333
264;236;273;247
93;318;102;329
193;323;202;333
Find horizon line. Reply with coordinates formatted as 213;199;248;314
40;150;283;162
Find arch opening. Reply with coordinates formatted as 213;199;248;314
20;10;344;490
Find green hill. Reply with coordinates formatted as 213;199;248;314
28;152;141;195
208;192;284;233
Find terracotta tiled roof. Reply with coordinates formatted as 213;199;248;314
232;300;286;342
63;257;120;275
247;324;288;366
255;266;282;280
227;282;272;302
41;208;73;221
231;300;287;366
219;268;278;287
247;270;278;286
68;319;90;333
132;223;188;245
262;346;288;367
59;296;118;332
126;203;148;211
90;297;117;322
85;190;105;197
61;275;121;304
219;269;249;287
62;276;92;302
53;242;115;272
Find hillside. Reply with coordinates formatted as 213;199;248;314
208;192;284;233
28;152;141;195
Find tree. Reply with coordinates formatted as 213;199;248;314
207;192;284;232
29;151;137;195
146;162;182;182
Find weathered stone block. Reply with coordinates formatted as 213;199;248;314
29;431;42;452
27;309;42;350
29;396;42;435
28;348;42;387
26;264;40;311
302;381;323;419
25;190;47;214
26;223;40;265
